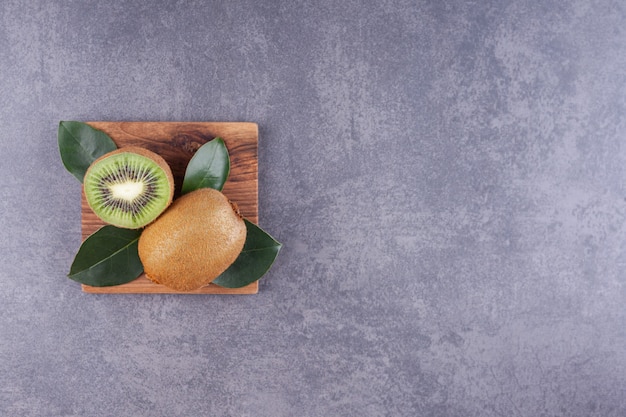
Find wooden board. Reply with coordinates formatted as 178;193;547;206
80;121;259;294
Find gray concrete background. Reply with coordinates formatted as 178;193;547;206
1;0;625;416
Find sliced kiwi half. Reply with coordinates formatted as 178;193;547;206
83;147;174;229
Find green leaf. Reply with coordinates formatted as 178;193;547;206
212;219;282;288
181;138;230;193
68;226;143;287
58;121;117;182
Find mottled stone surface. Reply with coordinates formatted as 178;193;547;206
1;1;625;416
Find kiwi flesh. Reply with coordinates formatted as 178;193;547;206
138;188;246;291
83;147;174;229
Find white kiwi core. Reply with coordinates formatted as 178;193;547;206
110;181;145;201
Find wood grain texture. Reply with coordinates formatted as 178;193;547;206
80;121;259;294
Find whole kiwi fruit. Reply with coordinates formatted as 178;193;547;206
83;147;174;229
138;188;247;291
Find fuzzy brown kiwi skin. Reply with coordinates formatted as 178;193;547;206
84;147;175;228
138;188;247;291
